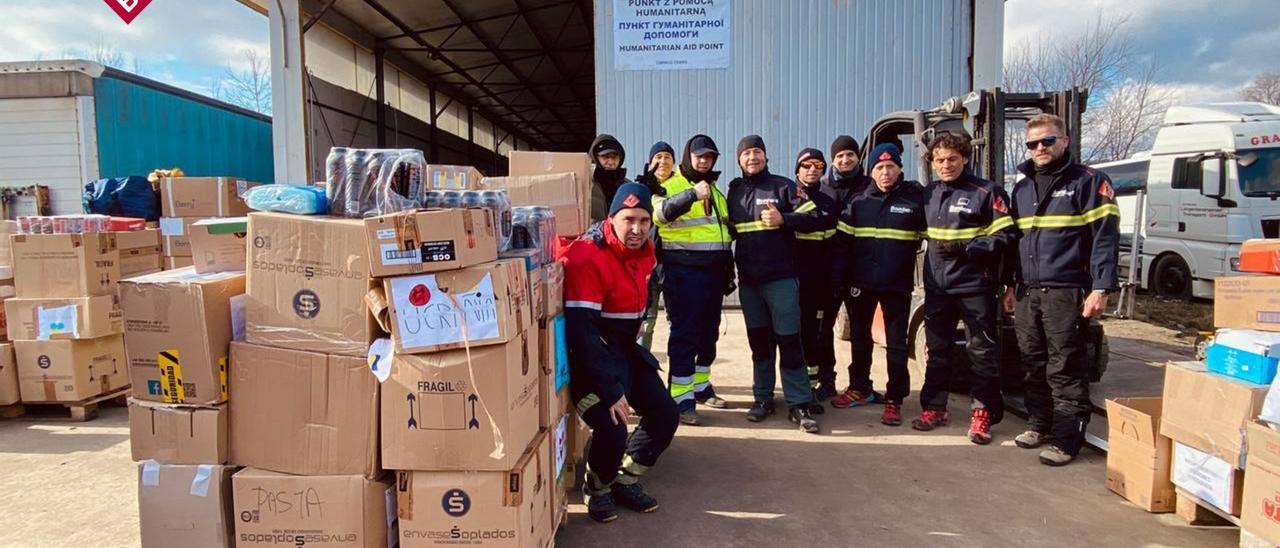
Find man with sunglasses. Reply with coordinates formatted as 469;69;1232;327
791;148;841;413
1006;114;1119;466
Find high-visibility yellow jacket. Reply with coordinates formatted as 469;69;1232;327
652;168;733;268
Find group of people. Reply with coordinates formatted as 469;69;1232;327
559;114;1120;524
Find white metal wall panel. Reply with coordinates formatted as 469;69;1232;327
0;97;89;214
595;0;971;176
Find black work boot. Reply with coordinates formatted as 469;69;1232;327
611;481;660;513
813;381;838;402
789;406;821;434
584;475;618;523
746;401;776;423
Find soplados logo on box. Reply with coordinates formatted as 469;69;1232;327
442;489;470;517
103;0;152;24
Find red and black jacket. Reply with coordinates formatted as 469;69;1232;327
726;168;828;285
831;178;927;293
559;220;658;409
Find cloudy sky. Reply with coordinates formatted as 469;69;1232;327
0;0;1274;109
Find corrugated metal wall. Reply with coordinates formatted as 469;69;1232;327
595;0;971;175
95;76;275;182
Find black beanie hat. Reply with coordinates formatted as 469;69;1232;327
736;135;766;158
608;182;654;218
868;142;903;170
831;135;859;158
794;148;826;173
648;141;675;162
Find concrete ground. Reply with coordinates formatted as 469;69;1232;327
0;311;1238;547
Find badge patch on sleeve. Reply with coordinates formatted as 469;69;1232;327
1098;180;1115;200
992;195;1008;214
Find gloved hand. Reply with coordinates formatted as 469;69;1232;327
722;262;738;297
965;237;997;260
635;162;660;192
722;277;738;297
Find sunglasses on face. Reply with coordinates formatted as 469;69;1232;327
1025;136;1060;150
800;161;825;170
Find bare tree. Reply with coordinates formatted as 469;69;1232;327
90;39;127;69
1241;72;1280;105
1002;14;1171;166
213;50;272;115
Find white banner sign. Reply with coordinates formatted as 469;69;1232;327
613;0;731;71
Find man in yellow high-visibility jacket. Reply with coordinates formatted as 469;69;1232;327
651;134;735;426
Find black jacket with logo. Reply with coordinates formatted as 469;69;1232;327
1011;158;1121;291
831;178;927;293
727;168;827;285
923;173;1018;295
792;179;842;286
822;168;872;205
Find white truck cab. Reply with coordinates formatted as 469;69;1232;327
1094;102;1280;299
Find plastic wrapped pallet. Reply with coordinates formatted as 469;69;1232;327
325;147;425;218
510;206;557;268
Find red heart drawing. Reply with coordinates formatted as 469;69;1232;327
408;284;431;307
103;0;153;24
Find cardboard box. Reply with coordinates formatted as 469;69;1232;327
14;335;128;402
539;314;569;430
365;208;498;277
4;295;122;341
396;432;550;548
129;400;228;464
0;220;15;268
229;342;379;477
1206;329;1280;385
1172;442;1245;515
138;462;236;548
1216;275;1280;331
161;177;255;218
1241;239;1280;275
382;331;539;471
121;248;164;278
483;173;584;236
1104;398;1176;512
189;217;248;274
232;468;394;548
1243;421;1280;543
120;269;244;405
0;343;17;405
116;228;161;252
547;415;570;533
567;411;589;466
507;151;591;230
544;261;563;318
166;256;195;270
161;217;201;257
426;164;484;190
11;233;118;298
246;212;378;357
384;259;531;354
1160;360;1268;467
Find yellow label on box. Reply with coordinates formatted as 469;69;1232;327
218;356;228;401
158;349;185;403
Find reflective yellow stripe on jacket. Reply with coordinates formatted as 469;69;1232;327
836;220;924;241
1015;203;1120;230
926;215;1015;241
653;169;732;251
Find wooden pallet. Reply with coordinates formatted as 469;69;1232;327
1174;488;1239;527
17;385;130;422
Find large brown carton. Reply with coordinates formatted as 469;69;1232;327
229;342;379;477
116;228;161;252
507;151;591;231
190;217;248;273
539;315;569;430
426;164;484;190
232;468;394;548
121;248;164;278
246;212;378;356
14;335;128;402
11;233;118;298
129;400;228;464
382;331;539;471
0;220;15;268
1216;276;1280;331
4;295;122;341
396;432;551;548
547;415;571;534
1104;397;1175;512
544;261;563;318
120;268;244;405
1172;441;1245;515
1160;360;1268;467
0;343;17;405
1243;421;1280;543
160;217;200;257
165;256;195;270
483;173;584;236
138;462;236;548
161;177;255;217
365;208;498;277
384;259;531;354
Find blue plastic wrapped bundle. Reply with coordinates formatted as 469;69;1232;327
244;184;329;215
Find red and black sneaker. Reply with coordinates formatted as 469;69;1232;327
830;387;883;409
911;409;949;431
968;409;992;445
881;403;903;426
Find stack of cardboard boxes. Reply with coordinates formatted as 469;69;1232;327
118;226;163;278
159;177;255;270
0;220;15;410
7;230;129;406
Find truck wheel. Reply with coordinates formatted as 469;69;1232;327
1153;254;1192;300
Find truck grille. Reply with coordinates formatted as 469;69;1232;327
1264;219;1280;239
